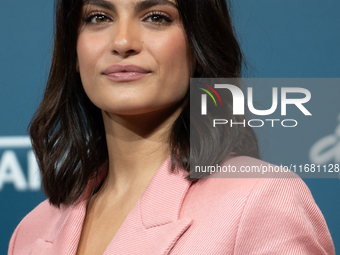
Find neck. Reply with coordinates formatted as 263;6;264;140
100;105;182;195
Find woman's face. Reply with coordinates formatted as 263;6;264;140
77;0;194;116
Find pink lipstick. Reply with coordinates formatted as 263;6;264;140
102;65;151;82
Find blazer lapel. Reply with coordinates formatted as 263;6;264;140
30;156;193;255
29;177;99;255
104;157;193;254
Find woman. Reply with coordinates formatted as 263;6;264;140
8;0;335;254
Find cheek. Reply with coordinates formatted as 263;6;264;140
151;32;189;68
76;34;108;108
143;30;191;95
77;33;107;75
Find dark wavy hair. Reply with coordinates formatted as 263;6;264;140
29;0;259;207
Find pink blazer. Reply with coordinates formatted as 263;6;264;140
8;156;335;254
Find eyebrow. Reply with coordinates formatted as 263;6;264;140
83;0;178;12
83;0;116;11
134;0;178;11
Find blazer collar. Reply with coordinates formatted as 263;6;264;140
31;156;193;255
140;156;192;228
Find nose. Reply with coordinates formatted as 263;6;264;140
110;19;142;58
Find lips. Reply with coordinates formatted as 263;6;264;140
102;65;151;82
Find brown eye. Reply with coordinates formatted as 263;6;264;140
149;15;165;23
83;12;112;25
91;15;109;23
144;12;173;26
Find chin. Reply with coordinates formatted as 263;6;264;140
101;104;160;116
101;102;183;119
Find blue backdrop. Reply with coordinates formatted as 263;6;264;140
1;0;339;253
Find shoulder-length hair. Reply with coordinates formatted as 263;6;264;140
30;0;259;207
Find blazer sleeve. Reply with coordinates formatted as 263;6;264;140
233;177;335;255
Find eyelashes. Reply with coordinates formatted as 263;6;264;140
83;11;111;24
82;10;174;26
83;11;112;24
143;11;174;25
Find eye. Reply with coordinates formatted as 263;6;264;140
147;15;165;24
143;12;173;26
83;12;112;24
91;15;110;23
